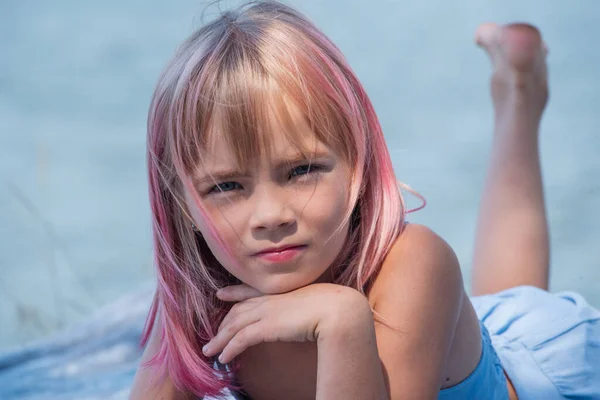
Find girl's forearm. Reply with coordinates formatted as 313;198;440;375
315;301;388;400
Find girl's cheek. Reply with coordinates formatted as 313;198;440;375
203;224;246;272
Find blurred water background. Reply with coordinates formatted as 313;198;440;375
1;0;599;351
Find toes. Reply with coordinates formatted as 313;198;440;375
475;22;544;52
504;23;542;41
502;23;543;52
475;22;548;70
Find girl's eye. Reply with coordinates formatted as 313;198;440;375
208;181;242;194
289;164;320;178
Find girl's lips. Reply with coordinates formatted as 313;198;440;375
254;245;307;263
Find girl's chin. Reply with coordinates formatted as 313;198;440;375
254;273;322;295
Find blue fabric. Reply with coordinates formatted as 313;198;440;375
473;285;600;400
438;321;509;399
0;287;237;400
0;289;153;400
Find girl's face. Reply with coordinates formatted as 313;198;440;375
184;105;353;295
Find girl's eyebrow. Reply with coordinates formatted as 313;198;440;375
194;150;331;185
194;169;247;186
272;150;330;171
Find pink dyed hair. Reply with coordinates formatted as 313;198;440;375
141;1;421;397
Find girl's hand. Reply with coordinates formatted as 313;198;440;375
202;283;373;364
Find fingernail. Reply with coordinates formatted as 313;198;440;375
202;344;209;354
218;353;225;363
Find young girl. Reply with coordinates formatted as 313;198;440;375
130;1;600;399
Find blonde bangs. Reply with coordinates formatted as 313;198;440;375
173;18;356;176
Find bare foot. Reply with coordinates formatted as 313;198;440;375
475;23;549;122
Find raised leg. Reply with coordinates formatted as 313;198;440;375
471;23;550;296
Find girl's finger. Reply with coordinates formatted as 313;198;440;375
217;284;263;302
218;321;265;364
219;299;263;333
203;307;262;357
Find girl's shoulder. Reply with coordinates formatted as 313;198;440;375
369;222;463;305
366;223;484;396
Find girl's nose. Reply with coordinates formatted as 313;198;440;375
249;187;296;232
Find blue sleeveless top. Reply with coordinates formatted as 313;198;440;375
438;321;509;400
